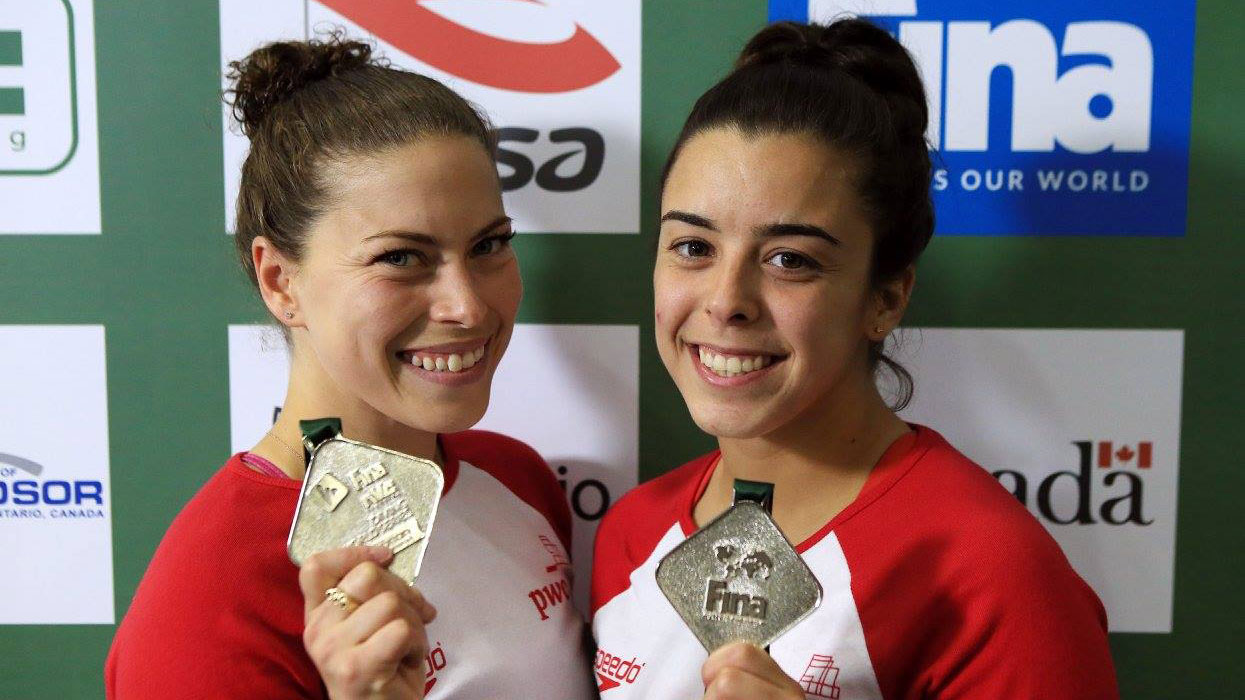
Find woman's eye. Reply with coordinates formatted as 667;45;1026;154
377;250;415;267
765;251;813;270
473;231;515;256
673;240;712;258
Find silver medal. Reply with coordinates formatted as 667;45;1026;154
287;435;443;584
656;501;822;651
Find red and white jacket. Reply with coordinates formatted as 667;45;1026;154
591;425;1119;699
107;430;596;698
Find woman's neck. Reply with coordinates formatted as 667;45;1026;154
693;375;910;544
250;357;439;480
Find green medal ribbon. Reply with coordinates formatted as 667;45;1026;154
299;417;342;468
732;478;775;513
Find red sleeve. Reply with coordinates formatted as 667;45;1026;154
106;463;323;699
840;434;1119;699
927;529;1118;699
442;430;573;553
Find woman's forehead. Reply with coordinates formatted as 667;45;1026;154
663;128;865;235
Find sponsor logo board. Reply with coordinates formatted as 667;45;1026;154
228;323;639;613
893;328;1182;632
219;0;640;234
0;325;113;624
770;0;1194;235
0;0;100;234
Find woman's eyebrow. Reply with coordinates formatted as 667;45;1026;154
660;210;717;231
661;210;841;247
468;215;514;241
756;222;841;247
363;230;436;245
363;215;513;245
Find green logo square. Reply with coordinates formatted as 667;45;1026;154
0;0;78;176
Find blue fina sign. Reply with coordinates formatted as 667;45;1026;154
767;1;1195;235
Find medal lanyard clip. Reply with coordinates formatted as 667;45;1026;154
732;479;774;514
299;418;342;468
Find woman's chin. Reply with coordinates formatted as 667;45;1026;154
689;407;773;441
400;400;489;436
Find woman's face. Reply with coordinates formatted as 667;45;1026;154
288;135;520;434
655;128;884;439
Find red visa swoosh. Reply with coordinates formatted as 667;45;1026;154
596;671;621;691
425;677;437;694
317;0;621;93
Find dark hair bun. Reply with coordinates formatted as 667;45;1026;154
226;33;375;136
736;19;926;133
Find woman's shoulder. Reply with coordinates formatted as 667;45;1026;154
154;455;302;556
106;455;314;697
442;430;572;548
893;425;1046;532
590;451;716;616
606;450;717;527
441;429;549;472
855;425;1092;591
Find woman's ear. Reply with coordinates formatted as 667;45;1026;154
868;265;916;342
253;236;304;328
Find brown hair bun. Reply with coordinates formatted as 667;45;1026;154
736;20;928;140
226;33;375;137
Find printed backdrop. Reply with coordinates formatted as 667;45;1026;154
2;1;1242;697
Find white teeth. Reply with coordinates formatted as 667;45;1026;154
410;345;487;373
698;346;775;378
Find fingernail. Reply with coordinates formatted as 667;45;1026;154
369;546;394;561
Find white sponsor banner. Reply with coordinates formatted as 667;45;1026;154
228;322;639;612
0;325;113;624
894;328;1182;633
219;0;641;234
0;0;100;234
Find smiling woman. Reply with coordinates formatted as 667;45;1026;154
104;34;595;700
591;18;1119;700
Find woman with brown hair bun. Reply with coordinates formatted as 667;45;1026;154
590;19;1119;699
105;35;595;699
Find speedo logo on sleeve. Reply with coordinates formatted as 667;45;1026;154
772;0;1195;235
594;648;645;692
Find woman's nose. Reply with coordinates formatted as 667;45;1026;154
428;263;488;328
704;256;760;326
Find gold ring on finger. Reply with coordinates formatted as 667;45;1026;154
324;586;359;614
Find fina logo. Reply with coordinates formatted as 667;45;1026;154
0;452;106;519
773;0;1196;235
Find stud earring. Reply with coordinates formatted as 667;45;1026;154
284;311;294;320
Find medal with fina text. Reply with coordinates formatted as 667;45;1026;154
656;479;822;651
287;418;444;583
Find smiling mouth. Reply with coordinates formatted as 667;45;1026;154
398;343;488;374
692;344;785;378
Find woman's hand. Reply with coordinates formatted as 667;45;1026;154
299;546;438;700
702;642;806;700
